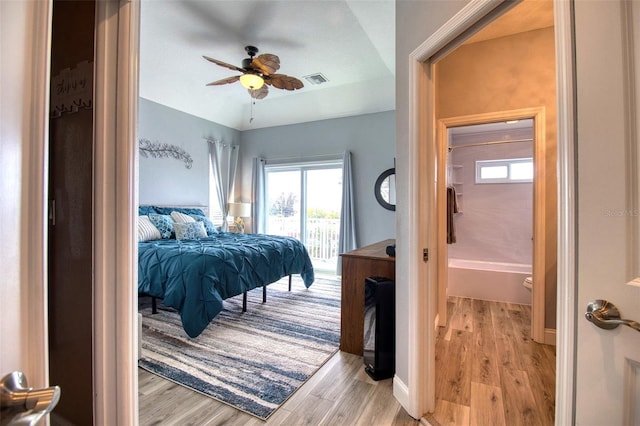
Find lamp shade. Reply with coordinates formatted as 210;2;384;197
239;74;264;89
228;202;251;217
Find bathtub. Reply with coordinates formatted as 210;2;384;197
447;258;532;305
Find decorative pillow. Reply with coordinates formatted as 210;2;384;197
148;214;174;239
174;221;207;240
171;211;196;224
137;215;161;242
190;214;217;236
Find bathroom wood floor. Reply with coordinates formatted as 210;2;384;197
138;296;555;425
426;296;556;426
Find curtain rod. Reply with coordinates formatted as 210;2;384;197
448;138;533;152
265;152;344;163
203;137;236;146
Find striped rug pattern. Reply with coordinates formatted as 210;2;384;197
138;276;341;419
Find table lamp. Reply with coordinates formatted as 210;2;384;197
228;202;251;233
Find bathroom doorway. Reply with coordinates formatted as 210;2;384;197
436;108;552;344
430;0;558;344
432;109;556;424
405;0;562;421
446;119;534;305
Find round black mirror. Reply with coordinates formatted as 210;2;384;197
374;168;396;211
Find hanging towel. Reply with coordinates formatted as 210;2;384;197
447;186;459;244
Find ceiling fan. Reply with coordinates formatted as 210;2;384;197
203;45;304;100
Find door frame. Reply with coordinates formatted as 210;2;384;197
406;0;576;423
90;0;579;423
93;1;140;424
436;107;548;344
4;2;139;422
19;0;52;390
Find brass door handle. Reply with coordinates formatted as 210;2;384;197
0;371;60;426
585;300;640;332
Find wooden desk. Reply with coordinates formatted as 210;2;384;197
340;239;395;355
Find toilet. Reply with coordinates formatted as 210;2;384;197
523;276;533;291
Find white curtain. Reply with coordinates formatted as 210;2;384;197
208;139;239;231
251;157;267;234
337;151;357;273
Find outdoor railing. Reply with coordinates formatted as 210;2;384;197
267;216;340;270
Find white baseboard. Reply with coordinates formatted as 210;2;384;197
393;375;411;415
544;327;556;346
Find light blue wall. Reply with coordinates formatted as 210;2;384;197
238;111;396;247
138;99;396;247
137;98;240;207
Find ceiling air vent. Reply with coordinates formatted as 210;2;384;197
303;73;329;85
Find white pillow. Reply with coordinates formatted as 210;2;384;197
174;221;207;240
138;215;162;242
171;211;196;223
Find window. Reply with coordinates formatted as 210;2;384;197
475;157;533;183
208;163;225;227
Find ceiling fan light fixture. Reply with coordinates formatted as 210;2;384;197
240;74;264;90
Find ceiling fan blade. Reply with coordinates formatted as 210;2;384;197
203;55;244;73
251;54;280;75
266;74;304;91
206;75;241;86
249;85;269;100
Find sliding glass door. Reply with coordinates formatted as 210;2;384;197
266;161;342;273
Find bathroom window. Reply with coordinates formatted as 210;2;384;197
475;157;533;183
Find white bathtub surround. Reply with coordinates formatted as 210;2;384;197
448;258;532;305
447;138;533;266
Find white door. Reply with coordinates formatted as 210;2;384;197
0;0;51;395
574;0;640;424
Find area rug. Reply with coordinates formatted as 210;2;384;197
138;275;341;420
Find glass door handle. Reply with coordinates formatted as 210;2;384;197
585;300;640;333
0;371;60;426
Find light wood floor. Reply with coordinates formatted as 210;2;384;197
139;296;555;426
426;297;556;426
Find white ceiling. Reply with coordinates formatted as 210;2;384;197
139;0;396;131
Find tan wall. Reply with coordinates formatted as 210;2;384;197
436;27;557;328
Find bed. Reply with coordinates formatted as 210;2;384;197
137;206;315;338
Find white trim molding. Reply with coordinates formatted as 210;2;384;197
622;0;640;284
393;374;411;412
94;1;140;424
544;328;557;346
24;0;53;390
553;0;577;424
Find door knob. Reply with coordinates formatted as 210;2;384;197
585;299;640;333
0;371;60;426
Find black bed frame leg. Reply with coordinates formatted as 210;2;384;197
242;292;247;312
152;297;158;314
263;285;267;303
288;274;292;291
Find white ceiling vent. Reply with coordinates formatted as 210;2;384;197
303;73;329;85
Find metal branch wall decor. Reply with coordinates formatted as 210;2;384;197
138;138;193;169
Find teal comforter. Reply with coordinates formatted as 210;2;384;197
138;233;315;337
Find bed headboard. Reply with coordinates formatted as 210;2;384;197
138;205;209;216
